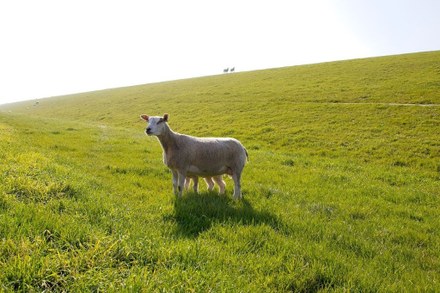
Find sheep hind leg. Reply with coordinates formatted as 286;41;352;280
231;172;242;199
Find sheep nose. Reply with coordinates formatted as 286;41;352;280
146;127;152;134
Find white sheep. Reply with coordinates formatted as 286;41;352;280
140;113;248;199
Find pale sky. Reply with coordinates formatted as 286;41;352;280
1;0;439;104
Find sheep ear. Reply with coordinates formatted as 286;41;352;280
163;113;169;122
140;114;149;121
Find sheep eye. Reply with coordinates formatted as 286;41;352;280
157;119;164;124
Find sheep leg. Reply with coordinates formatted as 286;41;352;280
184;177;191;190
204;177;215;192
192;176;199;193
177;171;186;197
232;172;242;199
213;175;226;194
184;176;198;192
172;170;179;196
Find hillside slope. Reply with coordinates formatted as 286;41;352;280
2;51;439;165
0;51;439;291
2;50;440;120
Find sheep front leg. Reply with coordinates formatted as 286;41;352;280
177;171;187;197
172;170;179;196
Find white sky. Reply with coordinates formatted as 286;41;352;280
1;0;440;104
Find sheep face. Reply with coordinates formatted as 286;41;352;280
140;114;169;136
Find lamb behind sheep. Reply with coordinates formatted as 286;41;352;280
185;175;226;194
140;113;247;199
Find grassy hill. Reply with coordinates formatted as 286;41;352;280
1;51;439;291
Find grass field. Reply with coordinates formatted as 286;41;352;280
1;51;439;291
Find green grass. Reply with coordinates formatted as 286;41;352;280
1;51;439;291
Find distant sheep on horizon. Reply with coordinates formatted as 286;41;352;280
223;67;235;73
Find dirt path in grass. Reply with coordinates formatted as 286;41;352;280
325;102;440;107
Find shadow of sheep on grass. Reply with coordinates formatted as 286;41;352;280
167;192;286;238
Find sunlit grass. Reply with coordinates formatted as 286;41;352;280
0;51;439;291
